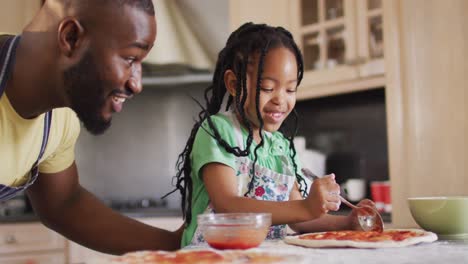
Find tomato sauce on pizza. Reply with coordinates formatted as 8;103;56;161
299;230;424;242
112;250;224;264
101;250;304;264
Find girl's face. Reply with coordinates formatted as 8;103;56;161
228;47;298;138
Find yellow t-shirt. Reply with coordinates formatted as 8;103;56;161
0;94;80;187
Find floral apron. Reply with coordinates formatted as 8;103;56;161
0;35;52;201
190;111;297;245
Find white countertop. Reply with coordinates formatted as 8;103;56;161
188;239;468;264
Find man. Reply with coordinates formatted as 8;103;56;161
0;0;182;255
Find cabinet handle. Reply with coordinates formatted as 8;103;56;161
5;234;17;244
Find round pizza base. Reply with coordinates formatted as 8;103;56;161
284;229;438;249
89;249;307;264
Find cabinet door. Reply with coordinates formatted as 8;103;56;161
384;0;468;228
356;0;385;77
0;223;65;255
0;252;65;264
291;0;360;88
68;240;114;264
137;216;184;231
229;0;292;30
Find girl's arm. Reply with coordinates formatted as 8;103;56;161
202;162;341;225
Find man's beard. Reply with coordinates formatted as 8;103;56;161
63;51;112;135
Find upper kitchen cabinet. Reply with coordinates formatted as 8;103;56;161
355;0;385;78
229;0;386;100
290;0;385;99
229;0;293;31
290;0;359;92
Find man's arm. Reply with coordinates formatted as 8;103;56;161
26;162;183;255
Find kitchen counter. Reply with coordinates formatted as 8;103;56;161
0;213;39;223
188;239;468;264
0;208;182;223
116;207;182;218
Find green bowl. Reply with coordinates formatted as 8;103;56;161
408;196;468;240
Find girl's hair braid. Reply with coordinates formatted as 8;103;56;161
280;109;308;196
163;22;307;225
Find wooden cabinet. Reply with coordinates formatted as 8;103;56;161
290;0;359;88
384;0;468;228
229;0;292;32
291;0;385;99
67;241;113;264
0;0;41;33
355;0;385;78
0;252;65;264
229;0;386;99
67;216;184;264
0;223;66;263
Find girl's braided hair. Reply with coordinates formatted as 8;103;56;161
163;22;308;225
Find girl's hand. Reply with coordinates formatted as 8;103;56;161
346;199;378;230
304;174;341;219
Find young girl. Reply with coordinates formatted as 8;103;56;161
167;22;373;247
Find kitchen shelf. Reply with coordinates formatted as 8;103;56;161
297;75;385;100
0;212;39;223
142;73;213;87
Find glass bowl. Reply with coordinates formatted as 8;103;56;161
197;213;272;250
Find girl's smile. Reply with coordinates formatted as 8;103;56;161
264;110;286;124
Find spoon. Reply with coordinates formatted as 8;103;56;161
301;168;384;232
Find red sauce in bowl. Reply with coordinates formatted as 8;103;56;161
204;225;268;250
207;238;263;250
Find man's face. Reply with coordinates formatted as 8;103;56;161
64;51;112;134
64;6;157;134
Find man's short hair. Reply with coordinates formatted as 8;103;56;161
110;0;155;16
58;0;155;16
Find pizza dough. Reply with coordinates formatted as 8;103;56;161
284;229;437;248
89;249;306;264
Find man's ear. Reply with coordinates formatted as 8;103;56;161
224;70;237;96
57;18;86;59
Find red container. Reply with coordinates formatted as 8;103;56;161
371;181;391;213
370;181;385;212
381;181;392;213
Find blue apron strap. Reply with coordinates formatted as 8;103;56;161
0;110;52;202
0;35;53;201
0;36;20;96
28;110;53;182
